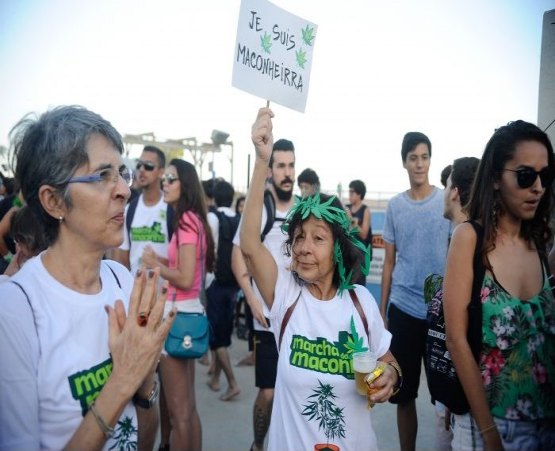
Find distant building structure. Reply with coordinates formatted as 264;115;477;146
538;9;555;143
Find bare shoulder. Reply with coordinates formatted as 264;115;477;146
450;222;478;249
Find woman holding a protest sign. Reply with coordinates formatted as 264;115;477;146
240;107;401;451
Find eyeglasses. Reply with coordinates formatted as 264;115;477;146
161;173;179;185
136;160;157;171
68;166;134;187
503;167;554;189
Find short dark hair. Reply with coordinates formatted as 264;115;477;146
348;179;366;199
440;165;452;188
450;157;480;207
10;205;48;255
202;179;215;200
143;145;166;168
269;138;295;168
234;195;245;215
401;131;432;162
298;168;320;187
11;105;123;244
213;180;235;208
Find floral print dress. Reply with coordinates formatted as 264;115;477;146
480;267;555;421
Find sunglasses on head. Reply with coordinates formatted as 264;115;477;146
162;173;179;185
136;160;157;171
503;167;554;189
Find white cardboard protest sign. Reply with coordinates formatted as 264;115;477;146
232;0;317;113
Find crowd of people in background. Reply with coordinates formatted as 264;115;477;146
0;105;554;451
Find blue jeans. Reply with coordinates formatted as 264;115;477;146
451;413;555;451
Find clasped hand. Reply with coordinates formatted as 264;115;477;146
106;268;175;398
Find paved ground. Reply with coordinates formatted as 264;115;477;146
193;334;443;451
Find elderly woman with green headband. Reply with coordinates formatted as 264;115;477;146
240;107;402;451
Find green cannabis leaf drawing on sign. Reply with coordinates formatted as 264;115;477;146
301;24;315;46
296;48;307;69
260;32;272;54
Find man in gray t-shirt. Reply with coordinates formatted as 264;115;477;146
380;131;450;450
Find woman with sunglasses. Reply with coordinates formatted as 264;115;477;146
0;106;175;450
141;159;215;451
443;120;555;450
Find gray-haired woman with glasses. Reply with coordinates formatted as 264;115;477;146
0;105;175;450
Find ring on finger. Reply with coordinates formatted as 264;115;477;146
137;311;149;327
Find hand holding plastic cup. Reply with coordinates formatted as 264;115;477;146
364;363;387;409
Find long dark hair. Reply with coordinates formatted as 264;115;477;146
465;120;554;265
169;159;215;273
282;193;364;288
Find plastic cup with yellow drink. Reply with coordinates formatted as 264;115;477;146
352;350;385;410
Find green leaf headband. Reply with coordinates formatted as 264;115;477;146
281;193;371;294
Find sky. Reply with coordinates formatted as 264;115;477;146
1;0;554;200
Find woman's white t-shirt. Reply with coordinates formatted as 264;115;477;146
0;255;137;451
268;267;392;451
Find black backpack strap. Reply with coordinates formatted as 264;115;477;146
214;210;226;236
468;221;485;306
261;190;275;242
125;197;139;243
467;220;485;361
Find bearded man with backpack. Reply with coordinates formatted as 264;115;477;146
206;179;242;401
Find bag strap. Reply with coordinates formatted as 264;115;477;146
11;280;37;339
261;190;275;242
468;220;485;307
349;289;369;339
538;252;555;302
278;290;302;349
106;263;122;289
278;288;369;350
166;203;174;240
467;220;485;361
125;196;139;244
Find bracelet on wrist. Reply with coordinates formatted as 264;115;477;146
386;361;403;396
479;423;497;435
132;380;159;409
89;402;115;439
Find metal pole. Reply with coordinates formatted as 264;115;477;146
230;142;234;186
247;154;251;189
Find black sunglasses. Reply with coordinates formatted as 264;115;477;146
503;167;554;189
161;173;179;185
136;160;157;171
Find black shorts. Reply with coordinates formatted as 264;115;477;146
206;281;239;350
253;330;278;389
388;303;428;404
